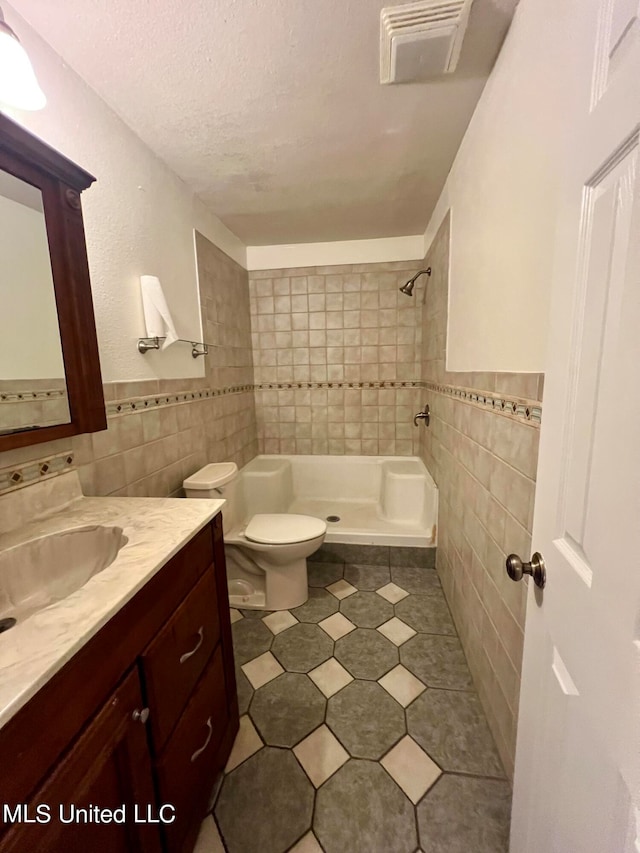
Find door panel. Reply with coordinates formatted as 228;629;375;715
511;0;640;849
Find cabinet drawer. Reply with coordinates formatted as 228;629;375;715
156;647;228;851
141;567;220;751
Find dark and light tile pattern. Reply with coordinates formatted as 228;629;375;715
207;552;510;852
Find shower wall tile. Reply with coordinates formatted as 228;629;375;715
416;213;543;779
0;233;257;507
196;232;255;390
249;263;423;456
195;232;258;465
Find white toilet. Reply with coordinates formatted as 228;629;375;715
183;462;326;611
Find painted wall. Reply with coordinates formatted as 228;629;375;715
423;0;578;373
2;3;246;383
246;236;424;271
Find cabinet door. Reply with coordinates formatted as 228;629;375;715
0;670;162;853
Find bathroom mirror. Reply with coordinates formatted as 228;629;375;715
0;113;106;452
0;170;70;433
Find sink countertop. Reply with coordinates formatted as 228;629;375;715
0;476;224;728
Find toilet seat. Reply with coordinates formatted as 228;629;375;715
245;513;326;546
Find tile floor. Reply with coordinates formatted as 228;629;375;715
196;551;511;853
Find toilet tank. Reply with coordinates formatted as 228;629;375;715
183;463;242;532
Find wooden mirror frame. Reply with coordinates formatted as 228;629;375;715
0;113;106;452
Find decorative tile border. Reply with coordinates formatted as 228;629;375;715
254;380;421;391
106;381;421;417
0;451;75;496
0;377;542;497
0;388;67;403
104;380;540;425
422;381;542;426
106;384;255;417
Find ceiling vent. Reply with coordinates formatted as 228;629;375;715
380;0;473;84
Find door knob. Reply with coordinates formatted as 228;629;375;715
506;552;546;589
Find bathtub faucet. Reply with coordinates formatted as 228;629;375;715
413;405;430;427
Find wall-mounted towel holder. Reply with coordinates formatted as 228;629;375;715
137;337;209;358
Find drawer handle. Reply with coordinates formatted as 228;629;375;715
179;626;204;664
190;716;213;762
132;707;150;724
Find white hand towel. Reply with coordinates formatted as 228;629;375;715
140;275;178;350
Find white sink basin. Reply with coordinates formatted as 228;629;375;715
0;525;128;627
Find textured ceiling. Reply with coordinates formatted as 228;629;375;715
12;0;517;245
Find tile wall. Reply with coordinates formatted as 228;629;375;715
0;233;257;507
417;214;543;778
249;263;423;455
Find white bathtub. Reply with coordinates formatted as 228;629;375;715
236;455;438;547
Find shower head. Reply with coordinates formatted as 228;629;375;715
399;267;431;296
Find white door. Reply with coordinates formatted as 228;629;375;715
510;0;640;850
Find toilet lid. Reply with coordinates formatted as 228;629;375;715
183;462;237;490
245;514;326;545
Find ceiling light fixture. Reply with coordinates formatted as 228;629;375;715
0;7;46;111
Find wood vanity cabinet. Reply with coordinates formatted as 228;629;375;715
0;513;238;853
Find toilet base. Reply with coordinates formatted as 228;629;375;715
229;585;267;610
225;547;309;611
264;557;308;610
